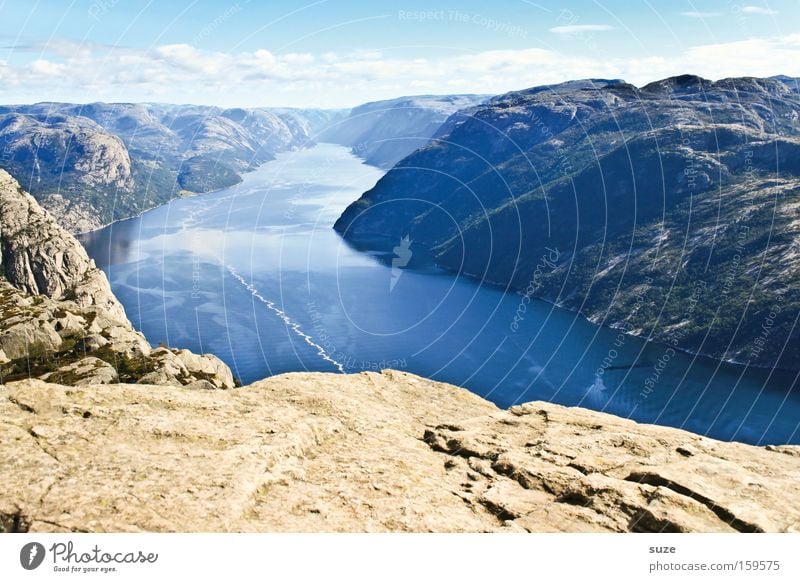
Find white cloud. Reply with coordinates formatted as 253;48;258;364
28;59;66;77
679;37;797;78
154;44;226;75
680;11;722;18
1;34;799;107
549;24;614;34
741;6;778;15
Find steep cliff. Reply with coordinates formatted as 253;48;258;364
0;170;233;389
0;169;126;320
335;76;800;369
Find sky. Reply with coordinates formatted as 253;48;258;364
0;0;798;107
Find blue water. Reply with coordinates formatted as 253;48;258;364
79;144;800;445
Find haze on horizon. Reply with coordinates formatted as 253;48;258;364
0;0;798;108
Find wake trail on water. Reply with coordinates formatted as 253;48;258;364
226;266;345;373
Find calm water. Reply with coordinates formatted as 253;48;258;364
79;144;800;445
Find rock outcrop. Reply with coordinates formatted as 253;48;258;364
1;370;797;533
0;169;126;321
0;171;234;390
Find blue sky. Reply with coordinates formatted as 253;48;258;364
0;0;797;107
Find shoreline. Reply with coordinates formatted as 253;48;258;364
452;264;800;374
74;180;245;237
340;230;797;376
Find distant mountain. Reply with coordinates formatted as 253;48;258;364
0;103;346;232
335;75;800;369
770;75;800;92
268;107;349;140
321;94;488;168
0;94;487;231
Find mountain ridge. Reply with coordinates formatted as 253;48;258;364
335;75;800;370
0;102;346;232
321;93;489;168
0;95;493;233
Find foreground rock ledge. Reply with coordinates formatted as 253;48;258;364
1;370;798;533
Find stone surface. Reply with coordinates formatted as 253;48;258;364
41;357;118;386
0;371;797;533
0;318;63;360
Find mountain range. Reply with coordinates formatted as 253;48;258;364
0;95;485;233
0;102;347;232
4;77;800;370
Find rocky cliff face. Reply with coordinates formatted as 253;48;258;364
0;103;342;232
335;76;800;369
0;171;233;389
322;94;487;168
0;113;137;232
1;370;797;533
0;169;126;320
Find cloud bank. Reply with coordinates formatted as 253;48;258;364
0;34;798;107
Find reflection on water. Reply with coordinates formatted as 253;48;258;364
79;144;800;445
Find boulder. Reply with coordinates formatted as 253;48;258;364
174;349;235;389
0;321;62;360
52;311;86;337
41;357;118;386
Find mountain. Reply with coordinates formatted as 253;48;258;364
0;102;345;232
1;166;797;533
269;107;349;140
335;76;800;369
322;94;488;168
0;111;140;233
